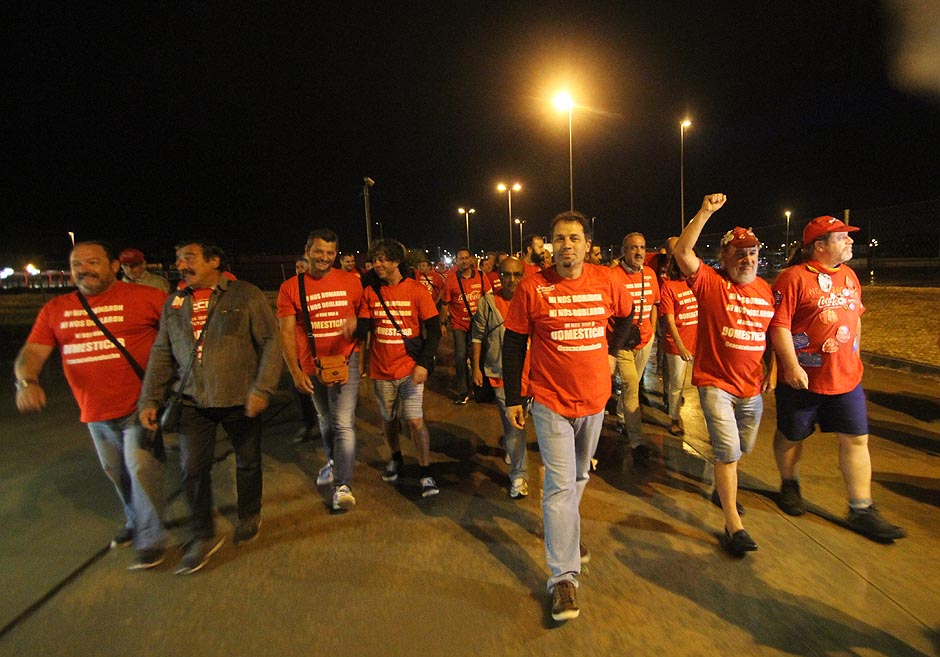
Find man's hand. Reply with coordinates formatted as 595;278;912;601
15;384;46;413
701;193;727;215
678;345;693;362
411;365;428;385
139;407;159;431
472;367;483;388
341;316;358;340
508;404;525;430
291;369;314;395
780;364;809;390
245;393;269;418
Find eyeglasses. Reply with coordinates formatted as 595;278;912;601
499;271;525;278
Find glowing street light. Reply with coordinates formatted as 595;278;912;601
784;210;792;259
458;207;475;250
553;91;575;210
514;217;526;248
680;119;692;230
497;182;522;253
68;231;75;247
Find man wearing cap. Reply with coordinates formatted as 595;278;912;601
674;194;775;556
770;216;905;542
119;248;171;294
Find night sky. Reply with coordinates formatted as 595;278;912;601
5;1;940;266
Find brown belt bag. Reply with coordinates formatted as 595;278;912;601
315;354;349;386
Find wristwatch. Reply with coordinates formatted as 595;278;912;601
15;378;39;391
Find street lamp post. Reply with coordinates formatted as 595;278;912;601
514;217;526;248
784;210;792;262
553;91;575;211
458;207;475;251
362;177;375;246
497;182;522;254
680;119;692;230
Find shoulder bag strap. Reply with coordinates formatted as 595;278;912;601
76;291;146;380
456;271;475;322
297;272;318;360
375;285;405;336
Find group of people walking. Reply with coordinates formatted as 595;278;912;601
13;193;904;622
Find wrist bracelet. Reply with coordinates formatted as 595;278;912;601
15;378;39;391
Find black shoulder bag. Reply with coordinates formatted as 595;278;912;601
77;291;165;458
297;273;350;386
624;268;644;350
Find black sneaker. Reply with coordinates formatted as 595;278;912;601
550;581;580;621
382;458;402;482
233;515;261;547
128;547;166;571
777;479;805;516
453;394;470;405
711;489;745;515
847;505;906;542
110;527;134;549
175;537;225;575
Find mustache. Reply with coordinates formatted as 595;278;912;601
179;268;196;276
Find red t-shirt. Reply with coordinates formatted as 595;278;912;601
415;269;445;303
504;264;633;417
522;262;541;278
190;288;212;361
770;261;865;394
485;270;502;294
607;264;660;348
26;281;166;423
659;279;698;356
276;270;362;375
688;262;774;398
359;278;439;380
442;268;490;331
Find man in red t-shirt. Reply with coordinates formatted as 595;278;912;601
355;239;442;498
415;256;445;307
481;251;502;293
770;216;904;542
440;248;490;404
659;257;698;436
675;194;774;557
277;228;363;512
608;232;661;463
15;241;168;570
503;212;633;622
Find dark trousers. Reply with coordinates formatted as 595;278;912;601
452;328;470;396
178;404;263;539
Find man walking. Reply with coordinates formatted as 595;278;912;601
16;241;168;569
440;248;489;404
119;248;171;293
139;241;281;574
355;239;442;497
674;194;775;556
608;232;660;463
770;215;904;542
471;256;529;498
278;229;363;511
503;211;633;621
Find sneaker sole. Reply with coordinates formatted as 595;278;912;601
333;497;357;511
509;492;528;499
552;608;580;621
128;553;166;571
174;537;225;575
316;477;334;486
421;488;440;498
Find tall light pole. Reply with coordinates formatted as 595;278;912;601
458;207;475;251
362;177;375;246
679;119;692;230
497;182;521;254
67;231;75;247
553;91;575;211
784;210;792;262
514;217;526;248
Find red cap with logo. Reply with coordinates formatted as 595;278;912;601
802;216;860;246
720;227;760;249
119;248;146;265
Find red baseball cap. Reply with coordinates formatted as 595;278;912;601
720;226;760;249
802;216;859;246
119;248;146;265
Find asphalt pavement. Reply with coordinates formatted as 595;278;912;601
0;292;938;657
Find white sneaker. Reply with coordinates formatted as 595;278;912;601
332;484;356;511
509;478;528;499
316;460;334;486
420;476;440;498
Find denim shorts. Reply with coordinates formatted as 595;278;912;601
373;375;424;422
775;382;868;441
698;386;763;463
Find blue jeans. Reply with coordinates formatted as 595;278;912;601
177;404;263;539
87;412;167;551
495;386;528;481
698;386;763;462
312;350;360;487
531;401;604;590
